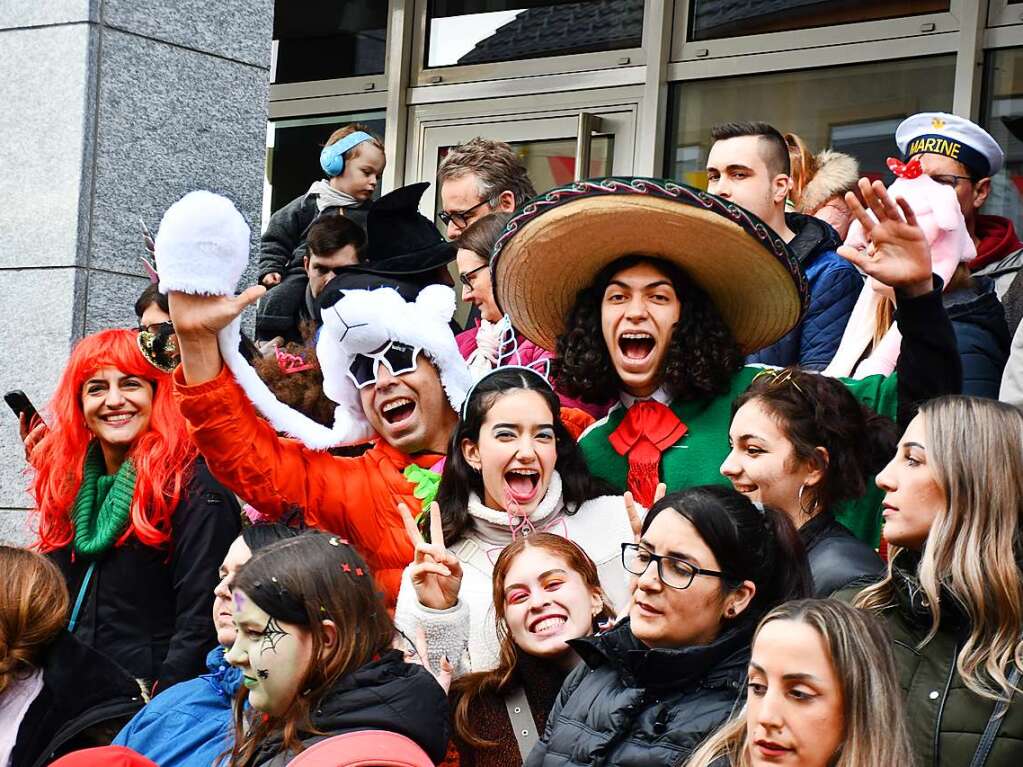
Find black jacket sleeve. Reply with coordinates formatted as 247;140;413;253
894;275;963;428
258;195;317;281
156;459;241;693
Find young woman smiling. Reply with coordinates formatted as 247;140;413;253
393;366;632;674
28;329;240;694
686;599;915;767
225;533;448;767
526;486;811;767
446;533;615;766
848;396;1023;766
722;369;894;595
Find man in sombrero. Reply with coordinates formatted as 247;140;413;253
491;176;962;520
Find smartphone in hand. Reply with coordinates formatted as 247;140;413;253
4;390;41;425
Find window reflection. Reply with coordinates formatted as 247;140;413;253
264;112;386;221
688;0;949;41
981;48;1023;241
665;57;954;188
273;1;387;83
426;0;643;68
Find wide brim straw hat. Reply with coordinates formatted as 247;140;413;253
491;177;810;354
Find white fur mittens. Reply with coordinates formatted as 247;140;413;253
155;191;250;296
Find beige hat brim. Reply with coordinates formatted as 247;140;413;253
493;187;807;353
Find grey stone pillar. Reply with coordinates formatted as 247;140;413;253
0;1;272;544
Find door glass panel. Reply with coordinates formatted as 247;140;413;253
665;56;954;187
426;0;643;68
688;0;949;41
981;48;1023;240
273;1;387;83
264;112;386;225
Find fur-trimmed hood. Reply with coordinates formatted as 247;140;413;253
799;149;859;214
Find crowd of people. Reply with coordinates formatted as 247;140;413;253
4;111;1023;767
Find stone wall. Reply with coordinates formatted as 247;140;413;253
0;0;272;544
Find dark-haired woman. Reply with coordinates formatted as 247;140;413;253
226;533;448;766
526;485;811;766
721;368;892;595
447;533;614;766
491;178;961;521
394;366;631;674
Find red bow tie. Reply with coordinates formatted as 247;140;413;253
886;156;923;179
609;400;687;507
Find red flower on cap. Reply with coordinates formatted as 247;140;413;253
887;156;923;179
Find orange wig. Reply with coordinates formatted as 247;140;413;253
29;329;196;552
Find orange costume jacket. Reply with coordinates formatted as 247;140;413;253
173;366;442;606
173;366;594;607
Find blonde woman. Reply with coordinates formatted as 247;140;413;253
686;599;913;767
852;395;1023;766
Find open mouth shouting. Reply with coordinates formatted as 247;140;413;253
504;467;541;505
380;397;416;425
529;613;568;637
618;331;656;364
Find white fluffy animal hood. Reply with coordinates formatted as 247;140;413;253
155;191;471;449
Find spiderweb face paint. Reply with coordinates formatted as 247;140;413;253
224;588;313;717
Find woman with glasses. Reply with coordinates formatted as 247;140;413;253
526;485;811;767
394;366;633;675
454;214;611;417
27;329;241;695
721;368;893;596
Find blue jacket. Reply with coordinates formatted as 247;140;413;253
114;646;242;766
748;214;862;370
945;276;1010;398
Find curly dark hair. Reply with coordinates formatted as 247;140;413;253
251;321;335;427
552;256;744;404
733;368;900;516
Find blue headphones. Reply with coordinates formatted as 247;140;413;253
320;131;375;177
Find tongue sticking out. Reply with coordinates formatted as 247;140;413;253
620;337;654;360
505;472;539;503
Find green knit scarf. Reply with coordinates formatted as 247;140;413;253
72;443;137;556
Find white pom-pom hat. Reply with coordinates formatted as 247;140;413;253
154;191;471;448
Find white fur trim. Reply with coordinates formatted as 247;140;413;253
156;191;250;296
799;150;859;214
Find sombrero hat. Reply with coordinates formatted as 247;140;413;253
490;177;810;354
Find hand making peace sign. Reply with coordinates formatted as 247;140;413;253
399;501;464;611
624;483;666;543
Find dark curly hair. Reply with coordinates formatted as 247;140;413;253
251;321;335;427
552;256;744;404
733;368;900;517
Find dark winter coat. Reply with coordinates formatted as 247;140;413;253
747;214;862;370
944;276;1010;398
50;458;241;694
525;619;750;767
449;651;570;767
11;631;145;767
255;194;370;343
840;554;1023;767
250;650;450;766
798;511;882;597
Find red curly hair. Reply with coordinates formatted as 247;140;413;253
30;329;196;552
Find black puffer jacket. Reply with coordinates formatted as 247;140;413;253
251;650;450;766
799;512;883;597
525;619;751;767
50;458;241;693
944;276;1010;398
12;631;144;767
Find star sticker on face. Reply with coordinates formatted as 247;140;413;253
342;563;351;573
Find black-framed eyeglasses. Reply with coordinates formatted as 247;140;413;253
928;173;974;188
138;320;174;337
621;543;735;590
438;197;495;229
458;263;488;288
346;341;421;389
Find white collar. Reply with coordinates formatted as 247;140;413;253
466;471;564;536
619;386;672;409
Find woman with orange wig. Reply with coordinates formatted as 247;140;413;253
28;328;240;694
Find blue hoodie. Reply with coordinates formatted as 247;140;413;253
114;646;242;766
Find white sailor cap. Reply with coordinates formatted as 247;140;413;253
896;112;1004;178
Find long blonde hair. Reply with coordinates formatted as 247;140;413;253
857;396;1023;700
687;599;914;767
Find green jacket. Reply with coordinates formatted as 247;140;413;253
578;365;896;544
839;559;1023;767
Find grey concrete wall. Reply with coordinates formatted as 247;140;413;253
0;0;272;544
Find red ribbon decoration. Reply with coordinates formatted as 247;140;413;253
608;401;687;507
886;156;923;179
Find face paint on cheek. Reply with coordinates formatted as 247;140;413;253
259;618;289;655
233;592;246;611
257;669;269;679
